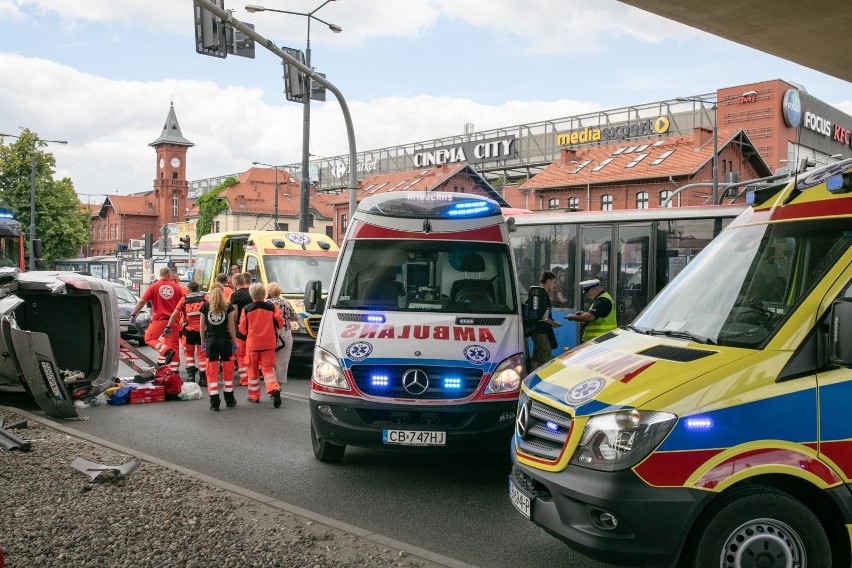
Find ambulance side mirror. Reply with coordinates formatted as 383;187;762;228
829;299;852;366
304;280;324;315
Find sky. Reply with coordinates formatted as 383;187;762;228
0;0;850;206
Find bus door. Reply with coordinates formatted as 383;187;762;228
616;224;652;326
580;226;612;310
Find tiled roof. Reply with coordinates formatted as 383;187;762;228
217;167;336;219
330;164;509;206
99;195;158;217
523;127;747;190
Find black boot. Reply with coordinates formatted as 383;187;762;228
209;394;220;411
272;389;282;408
223;391;237;408
198;370;207;388
186;366;197;383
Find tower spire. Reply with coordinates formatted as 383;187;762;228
149;102;194;148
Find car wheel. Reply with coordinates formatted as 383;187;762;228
310;422;345;463
691;487;830;568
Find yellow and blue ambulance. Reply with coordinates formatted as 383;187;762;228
304;192;545;463
509;159;852;567
193;230;339;364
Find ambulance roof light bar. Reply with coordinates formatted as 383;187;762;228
358;191;502;219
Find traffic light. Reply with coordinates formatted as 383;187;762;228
143;233;153;258
179;235;191;252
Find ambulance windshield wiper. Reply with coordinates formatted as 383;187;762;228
643;328;715;345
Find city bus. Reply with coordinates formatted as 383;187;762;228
510;205;745;352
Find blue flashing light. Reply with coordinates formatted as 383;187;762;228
0;210;14;220
370;375;389;387
359;191;501;219
685;417;713;430
546;421;559;433
365;314;386;324
443;377;462;389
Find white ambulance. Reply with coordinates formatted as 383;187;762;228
304;192;547;462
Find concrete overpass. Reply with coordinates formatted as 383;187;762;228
617;0;851;82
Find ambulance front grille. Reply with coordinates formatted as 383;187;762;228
515;393;573;461
306;317;321;337
350;365;483;399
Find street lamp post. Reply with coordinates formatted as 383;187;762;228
676;91;757;205
0;131;67;270
245;2;342;233
569;159;595;211
252;161;280;229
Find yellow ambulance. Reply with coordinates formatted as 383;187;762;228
509;159;852;567
194;230;339;364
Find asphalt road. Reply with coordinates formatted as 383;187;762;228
9;349;620;568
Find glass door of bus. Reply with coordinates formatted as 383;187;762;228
616;224;652;326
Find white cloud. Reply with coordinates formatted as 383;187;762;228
11;0;699;52
0;53;600;199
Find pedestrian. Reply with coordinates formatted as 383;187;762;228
216;273;233;301
266;282;299;386
130;267;183;371
165;281;208;385
238;283;284;407
229;272;253;386
530;271;561;369
564;279;617;342
199;284;237;411
171;269;189;295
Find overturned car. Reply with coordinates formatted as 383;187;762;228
0;268;120;418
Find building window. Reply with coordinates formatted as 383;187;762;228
567;197;579;210
340;214;348;233
636;191;649;209
213;221;220;232
660;190;674;207
325;226;333;238
280;223;289;231
601;194;613;211
309;214;315;228
548;198;559;209
172;194;178;217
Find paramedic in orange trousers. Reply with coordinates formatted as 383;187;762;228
229;273;253;386
239;283;284;407
165;281;208;385
130;267;183;371
199;284;237;410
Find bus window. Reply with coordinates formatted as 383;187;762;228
617;224;651;325
245;255;260;284
580;226;612;310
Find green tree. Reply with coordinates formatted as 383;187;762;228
0;130;89;267
195;176;236;240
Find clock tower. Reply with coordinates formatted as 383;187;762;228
150;102;194;229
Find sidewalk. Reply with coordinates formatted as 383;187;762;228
0;406;476;568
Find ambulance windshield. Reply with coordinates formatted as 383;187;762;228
264;255;337;295
331;240;517;313
633;219;851;348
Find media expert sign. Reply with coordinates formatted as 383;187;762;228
412;136;516;168
557;117;670;146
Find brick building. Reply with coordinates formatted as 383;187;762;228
88;103;193;255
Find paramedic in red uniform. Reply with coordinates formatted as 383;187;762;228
130;267;183;369
238;283;284;407
229;272;253;386
165;281;207;385
199;284;237;411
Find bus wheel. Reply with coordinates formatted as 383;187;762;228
693;488;830;568
310;423;345;463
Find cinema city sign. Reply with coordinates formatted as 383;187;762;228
412;135;516;168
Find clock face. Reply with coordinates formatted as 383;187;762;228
171;157;181;168
159;158;164;169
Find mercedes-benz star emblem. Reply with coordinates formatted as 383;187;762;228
516;399;531;440
401;368;429;396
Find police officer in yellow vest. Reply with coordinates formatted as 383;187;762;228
564;279;617;342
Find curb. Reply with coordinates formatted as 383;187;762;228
1;404;479;568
